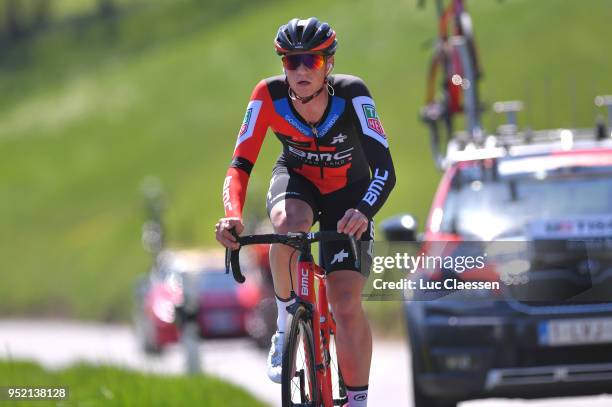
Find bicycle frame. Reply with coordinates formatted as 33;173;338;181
294;248;342;407
425;0;480;109
225;230;354;406
421;0;484;169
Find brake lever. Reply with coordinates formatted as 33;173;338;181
349;235;361;270
228;228;245;284
224;246;231;274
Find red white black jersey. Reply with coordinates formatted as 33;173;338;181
223;74;395;220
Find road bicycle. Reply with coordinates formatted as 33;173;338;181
419;0;484;169
226;230;360;406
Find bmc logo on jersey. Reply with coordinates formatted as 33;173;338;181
239;108;253;136
362;104;385;137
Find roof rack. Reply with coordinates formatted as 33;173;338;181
441;97;612;167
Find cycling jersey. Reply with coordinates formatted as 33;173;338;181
223;74;396;220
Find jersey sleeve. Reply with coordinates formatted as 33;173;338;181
350;80;396;219
222;80;273;218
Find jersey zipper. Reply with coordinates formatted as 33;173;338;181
310;124;324;179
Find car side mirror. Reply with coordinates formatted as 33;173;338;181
380;214;419;242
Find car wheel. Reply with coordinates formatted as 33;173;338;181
413;374;457;407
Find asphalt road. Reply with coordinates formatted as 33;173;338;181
1;319;611;406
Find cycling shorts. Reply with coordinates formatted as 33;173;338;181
266;166;374;277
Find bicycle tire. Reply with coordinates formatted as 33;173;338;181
282;305;320;407
422;46;453;170
457;11;482;80
328;327;348;405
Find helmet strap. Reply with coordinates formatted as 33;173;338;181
284;55;334;104
288;81;326;104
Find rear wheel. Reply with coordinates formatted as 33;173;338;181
422;47;454;170
281;305;319;407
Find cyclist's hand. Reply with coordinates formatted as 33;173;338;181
337;208;368;240
215;217;244;250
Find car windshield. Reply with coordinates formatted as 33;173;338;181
440;162;612;240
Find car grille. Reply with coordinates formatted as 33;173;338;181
517;343;612;367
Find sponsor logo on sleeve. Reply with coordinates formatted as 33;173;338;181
235;100;263;149
352;96;388;148
362;104;385;136
239;108;252;136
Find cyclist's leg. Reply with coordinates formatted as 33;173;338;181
326;271;371;406
265;168;320;383
319;182;373;405
266;167;319;300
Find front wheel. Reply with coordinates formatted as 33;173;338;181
281;305;320;407
328;327;348;405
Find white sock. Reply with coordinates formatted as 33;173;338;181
347;385;368;407
275;295;295;334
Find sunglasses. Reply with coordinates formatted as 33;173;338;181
282;53;326;71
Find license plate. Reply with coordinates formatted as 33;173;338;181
538;317;612;346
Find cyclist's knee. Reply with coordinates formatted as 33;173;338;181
270;202;312;234
329;291;363;325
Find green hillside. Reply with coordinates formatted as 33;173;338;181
0;359;267;406
1;0;611;320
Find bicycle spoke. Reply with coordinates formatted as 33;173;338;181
329;332;346;402
289;323;315;405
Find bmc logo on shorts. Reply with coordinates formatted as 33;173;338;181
354;393;367;401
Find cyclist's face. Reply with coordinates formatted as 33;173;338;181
283;52;333;96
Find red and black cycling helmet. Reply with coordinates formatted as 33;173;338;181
274;17;337;56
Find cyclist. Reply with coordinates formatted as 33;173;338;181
215;17;395;406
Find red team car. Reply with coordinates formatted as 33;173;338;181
133;248;275;353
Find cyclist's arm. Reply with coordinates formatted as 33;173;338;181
223;80;273;219
350;82;396;219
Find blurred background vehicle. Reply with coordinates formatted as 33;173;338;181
132;247;275;353
133;179;276;354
